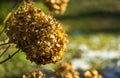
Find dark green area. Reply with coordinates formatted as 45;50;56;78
55;0;120;32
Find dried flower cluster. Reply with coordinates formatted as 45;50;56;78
22;71;46;78
55;62;80;78
44;0;69;14
84;70;103;78
6;1;67;65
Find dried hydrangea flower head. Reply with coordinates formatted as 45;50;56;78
44;0;69;14
6;0;68;65
84;70;103;78
55;62;80;78
23;71;46;78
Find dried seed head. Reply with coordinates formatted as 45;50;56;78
44;0;69;14
22;71;46;78
55;62;80;78
84;70;103;78
6;1;68;65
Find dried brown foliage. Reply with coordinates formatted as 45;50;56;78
23;71;46;78
55;62;80;78
84;70;103;78
6;1;68;65
44;0;69;14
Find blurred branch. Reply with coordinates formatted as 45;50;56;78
0;45;10;57
0;0;23;36
3;12;12;24
0;42;10;46
0;49;20;64
0;24;8;36
0;12;12;36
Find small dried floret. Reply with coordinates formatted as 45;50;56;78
23;71;46;78
44;0;69;14
6;1;68;65
84;70;103;78
55;62;80;78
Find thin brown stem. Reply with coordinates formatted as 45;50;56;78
0;45;11;57
0;0;23;36
0;12;12;36
3;12;12;24
0;42;10;46
0;49;20;64
0;24;8;36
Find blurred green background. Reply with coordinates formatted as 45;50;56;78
0;0;120;78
